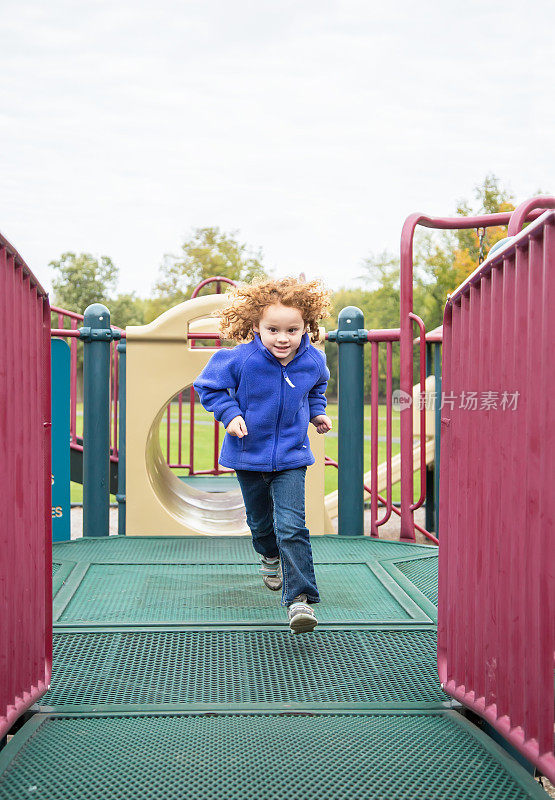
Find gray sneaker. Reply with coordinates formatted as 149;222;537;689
260;555;282;591
287;594;318;634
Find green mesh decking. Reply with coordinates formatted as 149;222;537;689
0;711;546;800
395;555;439;606
54;562;432;625
52;534;435;564
52;562;78;598
43;628;445;707
3;535;542;799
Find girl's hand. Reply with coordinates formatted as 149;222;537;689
226;416;248;438
310;414;332;434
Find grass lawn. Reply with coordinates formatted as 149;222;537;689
71;401;420;504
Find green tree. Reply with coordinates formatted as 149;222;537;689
154;226;268;303
50;252;119;313
324;252;401;400
339;176;521;395
139;296;179;325
414;174;516;329
50;252;120;387
357;252;401;400
109;293;146;329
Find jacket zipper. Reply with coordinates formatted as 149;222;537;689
271;365;286;470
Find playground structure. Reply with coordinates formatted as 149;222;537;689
1;197;554;797
51;289;442;541
51;290;440;539
126;297;436;536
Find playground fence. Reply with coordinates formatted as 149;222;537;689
0;234;52;738
438;203;555;782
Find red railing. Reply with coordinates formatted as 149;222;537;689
399;206;546;540
162;277;237;476
191;276;237;298
50;307;123;464
370;335;394;533
437;200;555;781
0;233;52;737
325;458;438;545
367;321;430;538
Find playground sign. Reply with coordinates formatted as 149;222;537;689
51;338;70;541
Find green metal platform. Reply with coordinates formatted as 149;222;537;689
0;711;546;799
48;533;434;563
41;627;446;709
52;561;435;625
0;536;547;799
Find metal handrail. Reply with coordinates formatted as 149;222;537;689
398;203;547;540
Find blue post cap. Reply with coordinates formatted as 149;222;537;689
83;304;111;328
338;307;364;329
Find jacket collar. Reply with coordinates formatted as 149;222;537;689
254;331;310;365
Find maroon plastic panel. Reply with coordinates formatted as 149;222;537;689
0;233;52;738
438;211;555;782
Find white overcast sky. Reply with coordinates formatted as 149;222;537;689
1;0;554;300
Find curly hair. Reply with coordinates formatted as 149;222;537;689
216;277;332;343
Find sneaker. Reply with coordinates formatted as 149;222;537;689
260;555;282;591
287;594;318;634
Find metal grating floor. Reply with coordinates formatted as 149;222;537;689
42;628;445;707
52;534;434;564
0;711;545;800
2;536;543;799
395;555;439;606
55;562;432;625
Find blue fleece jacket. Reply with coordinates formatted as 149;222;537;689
193;332;329;471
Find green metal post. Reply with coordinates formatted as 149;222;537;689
82;304;111;537
116;339;126;536
336;307;365;536
433;341;442;537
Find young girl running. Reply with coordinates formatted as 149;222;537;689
193;277;332;633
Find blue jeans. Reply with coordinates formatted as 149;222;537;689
235;467;320;607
